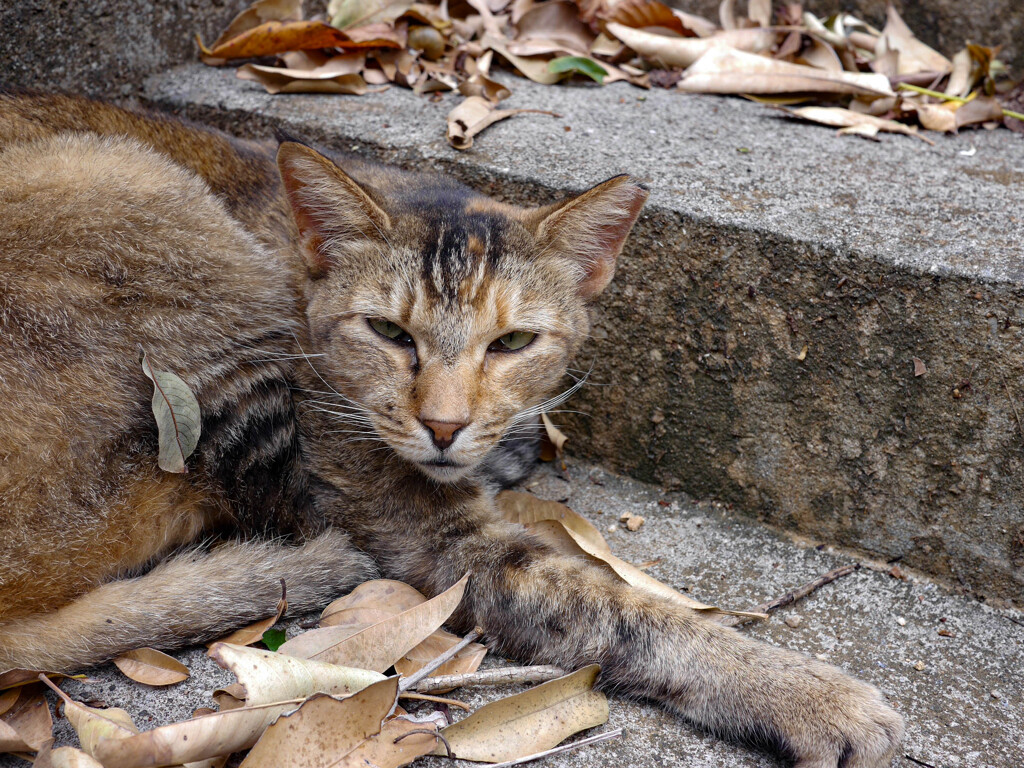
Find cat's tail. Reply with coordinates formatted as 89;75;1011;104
0;530;375;672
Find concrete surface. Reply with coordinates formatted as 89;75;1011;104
5;460;1022;767
143;63;1024;606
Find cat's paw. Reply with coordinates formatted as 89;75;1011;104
786;662;904;768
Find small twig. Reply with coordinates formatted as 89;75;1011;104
398;691;471;711
999;371;1024;443
903;754;939;768
896;83;1024;121
394;728;454;758
413;665;567;694
398;628;482;692
720;564;860;627
457;728;623;768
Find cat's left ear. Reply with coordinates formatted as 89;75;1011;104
526;175;648;299
277;141;391;278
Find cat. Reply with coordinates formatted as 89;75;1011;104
0;91;903;768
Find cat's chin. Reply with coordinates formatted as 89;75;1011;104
414;459;476;483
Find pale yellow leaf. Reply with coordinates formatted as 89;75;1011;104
606;24;773;68
782;106;931;143
432;666;607;762
278;574;469;670
540;413;567;460
945;48;973;99
41;746;105;768
677;46;895;97
915;102;957;132
113;648;190;687
209;643;385;706
878;3;951;75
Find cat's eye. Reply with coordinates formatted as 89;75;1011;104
369;318;414;345
489;331;536;352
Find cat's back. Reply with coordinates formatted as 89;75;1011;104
0;133;303;617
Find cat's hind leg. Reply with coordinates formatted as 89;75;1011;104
0;531;375;672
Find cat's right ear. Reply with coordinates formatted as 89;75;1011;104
277;142;391;278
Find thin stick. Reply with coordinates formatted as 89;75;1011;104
413;665;567;694
460;728;623;768
896;83;1024;121
398;628;482;692
398;691;471;711
904;754;939;768
720;564;860;627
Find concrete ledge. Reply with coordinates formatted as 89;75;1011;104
145;64;1024;606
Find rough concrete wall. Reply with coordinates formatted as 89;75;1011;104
0;1;248;97
570;210;1024;607
675;0;1024;76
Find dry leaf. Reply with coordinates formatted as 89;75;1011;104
238;64;373;95
239;680;437;768
211;589;288;648
93;701;308;768
39;677;138;759
954;95;1004;129
877;3;951;76
540;413;568;460
330;0;416;30
432;665;607;762
0;670;73;692
912;357;927;377
915;102;957;132
458;73;512;102
141;351;201;474
678;46;895;97
279;574;469;670
606;24;774;68
447;96;559;149
209;643;385;705
199;20;398;61
779;106;930;143
604;0;691;36
620;513;645;531
35;745;106;768
945;48;973;99
748;0;771;27
0;689;19;718
0;686;52;752
393;630;487;682
113;648;190;687
515;1;594;56
498;491;766;619
200;0;304;64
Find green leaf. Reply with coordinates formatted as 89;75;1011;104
261;629;287;652
141;351;201;474
547;56;608;84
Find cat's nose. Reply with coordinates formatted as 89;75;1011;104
421;419;467;451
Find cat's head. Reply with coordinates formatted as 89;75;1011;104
278;141;646;483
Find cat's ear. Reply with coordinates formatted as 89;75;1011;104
526;175;648;299
277;141;391;278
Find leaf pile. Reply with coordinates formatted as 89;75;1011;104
0;569;626;768
199;0;1023;147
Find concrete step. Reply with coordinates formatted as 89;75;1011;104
6;460;1021;768
144;63;1024;606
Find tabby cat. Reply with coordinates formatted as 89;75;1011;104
0;91;902;767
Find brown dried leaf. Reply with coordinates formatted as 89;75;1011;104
199;20;398;61
329;0;415;30
393;629;487;681
677;46;895;97
877;3;951;76
112;648;190;687
201;0;304;64
211;590;288;648
498;491;766;619
606;24;774;68
0;670;73;692
447;95;560;150
0;689;18;718
515;0;594;56
458;73;512;102
0;719;28;754
540;412;568;461
915;102;957;132
239;679;434;768
0;685;51;753
278;575;469;670
431;666;607;761
238;63;374;95
605;0;690;36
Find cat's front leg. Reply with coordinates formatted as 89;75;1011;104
385;507;903;768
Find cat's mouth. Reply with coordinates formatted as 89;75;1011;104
422;458;466;468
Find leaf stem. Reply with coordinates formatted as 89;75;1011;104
398;628;482;692
412;665;568;694
897;83;1024;121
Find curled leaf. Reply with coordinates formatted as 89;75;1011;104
141;351;201;474
447;96;560;150
606;24;774;69
113;648;190;687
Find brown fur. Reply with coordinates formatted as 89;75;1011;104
0;91;902;767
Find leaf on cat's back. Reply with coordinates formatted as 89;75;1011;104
141;351;201;474
431;665;607;762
